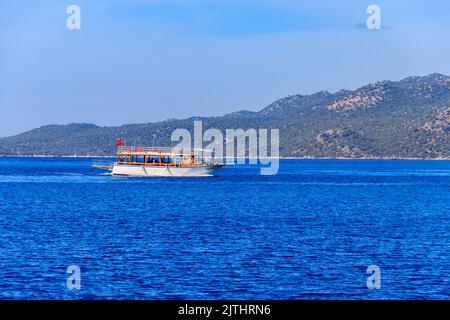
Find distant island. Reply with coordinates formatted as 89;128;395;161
0;74;449;158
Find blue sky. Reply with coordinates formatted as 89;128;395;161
1;0;450;136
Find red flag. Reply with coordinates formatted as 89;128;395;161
116;138;123;146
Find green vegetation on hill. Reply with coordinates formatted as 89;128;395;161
0;74;449;158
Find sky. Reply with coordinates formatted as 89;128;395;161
1;0;450;137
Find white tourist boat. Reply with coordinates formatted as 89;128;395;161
94;144;223;177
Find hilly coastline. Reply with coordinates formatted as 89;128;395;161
1;74;449;158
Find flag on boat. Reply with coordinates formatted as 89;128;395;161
116;138;123;146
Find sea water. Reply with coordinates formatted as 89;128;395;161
0;157;449;299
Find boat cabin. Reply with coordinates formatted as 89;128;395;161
116;146;209;167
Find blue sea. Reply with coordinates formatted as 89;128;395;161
0;157;449;299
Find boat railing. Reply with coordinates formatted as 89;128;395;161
117;146;214;155
116;146;224;166
118;146;167;153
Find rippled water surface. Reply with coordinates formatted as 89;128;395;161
0;157;449;299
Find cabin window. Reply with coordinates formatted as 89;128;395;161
145;157;159;163
136;156;144;163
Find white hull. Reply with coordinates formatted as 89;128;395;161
112;164;223;177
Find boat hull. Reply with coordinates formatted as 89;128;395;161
111;164;223;177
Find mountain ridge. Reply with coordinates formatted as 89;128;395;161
1;74;449;158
